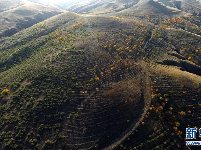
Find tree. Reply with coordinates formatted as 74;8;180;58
2;89;10;96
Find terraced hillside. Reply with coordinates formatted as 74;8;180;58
0;0;201;150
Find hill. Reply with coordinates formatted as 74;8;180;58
0;0;26;12
65;0;140;15
180;0;201;16
0;12;153;149
62;0;186;16
0;0;64;38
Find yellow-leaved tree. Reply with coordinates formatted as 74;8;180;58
2;89;10;96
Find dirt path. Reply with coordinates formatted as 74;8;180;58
142;28;154;52
102;62;152;150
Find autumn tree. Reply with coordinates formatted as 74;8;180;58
2;89;10;96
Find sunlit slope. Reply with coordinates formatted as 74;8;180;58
0;1;64;38
64;0;187;17
119;0;184;17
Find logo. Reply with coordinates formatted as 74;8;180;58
186;127;201;146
